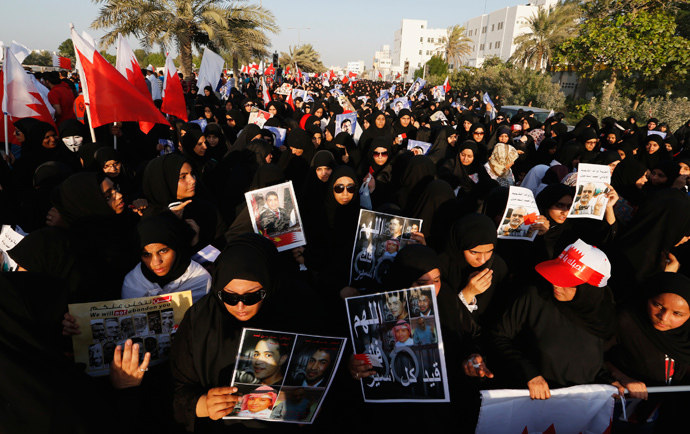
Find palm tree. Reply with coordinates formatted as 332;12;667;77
436;24;473;69
91;0;277;80
510;3;578;72
279;44;326;73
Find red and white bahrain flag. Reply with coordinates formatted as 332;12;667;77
476;385;615;434
161;53;187;121
115;34;156;133
70;24;168;130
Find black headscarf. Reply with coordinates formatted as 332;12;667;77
637;134;667;169
383;244;440;291
53;171;114;225
142;154;189;206
136;215;193;288
611;157;648;206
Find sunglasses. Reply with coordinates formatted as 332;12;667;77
218;289;266;306
245;103;254;107
497;117;505;121
333;184;357;194
473;131;485;135
373;151;389;157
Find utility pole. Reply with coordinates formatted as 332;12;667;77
287;27;311;47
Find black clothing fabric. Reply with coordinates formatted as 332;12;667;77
136;215;195;288
490;279;616;389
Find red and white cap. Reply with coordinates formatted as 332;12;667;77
535;239;611;288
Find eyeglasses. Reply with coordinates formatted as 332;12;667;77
473;131;485;135
551;201;572;210
496;117;505;121
333;184;357;194
104;162;121;170
103;184;120;202
218;289;266;306
373;151;388;157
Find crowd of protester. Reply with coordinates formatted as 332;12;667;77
2;67;690;433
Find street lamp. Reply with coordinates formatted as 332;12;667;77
287;27;311;47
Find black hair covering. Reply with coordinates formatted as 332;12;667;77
58;118;86;138
611;157;648;206
638;134;667;169
439;213;497;291
94;146;121;168
32;161;73;188
626;272;690;364
398;155;436;212
311;150;335;169
142;154;189;205
181;130;204;157
324;165;361;227
230;124;262;152
383;244;440;291
137;215;193;288
650;160;680;189
212;233;280;299
78;141;103;172
53;171;113;224
12;117;40;137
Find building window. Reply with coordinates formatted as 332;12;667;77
498;22;503;30
420;37;423;42
480;44;485;50
482;26;486;34
489;42;492;49
474;29;478;36
430;38;434;43
419;50;422;55
495;41;501;49
421;25;424;28
418;62;421;67
491;24;495;31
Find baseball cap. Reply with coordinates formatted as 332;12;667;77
535;239;611;288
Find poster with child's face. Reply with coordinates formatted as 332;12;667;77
497;186;540;241
245;181;306;251
568;163;612;220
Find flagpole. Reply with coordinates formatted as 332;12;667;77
2;47;9;156
113;122;118;150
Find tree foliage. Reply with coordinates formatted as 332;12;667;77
91;0;277;79
555;1;690;100
436;24;473;69
23;50;52;66
57;38;76;63
414;55;449;80
510;2;578;71
450;60;565;110
279;44;326;73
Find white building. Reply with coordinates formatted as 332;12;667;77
346;61;365;75
462;0;559;67
392;19;447;82
373;45;392;80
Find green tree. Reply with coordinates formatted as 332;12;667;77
556;3;690;103
414;55;449;81
436;24;473;69
279;44;326;73
510;2;578;72
100;50;117;65
23;50;52;66
91;0;277;81
57;38;76;64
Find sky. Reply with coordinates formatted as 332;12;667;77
1;0;526;67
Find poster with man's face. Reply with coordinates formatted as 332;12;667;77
69;291;193;376
405;78;426;97
226;329;346;424
568;163;612;220
390;97;410;115
335;113;357;137
245;181;306;252
345;285;449;402
350;210;422;287
497;186;540;241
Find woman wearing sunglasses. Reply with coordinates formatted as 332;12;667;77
360;137;394;208
171;233;306;430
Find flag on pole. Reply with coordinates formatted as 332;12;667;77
196;47;224;90
8;41;31;64
115;34;155;133
294;63;303;85
261;76;271;106
265;64;275;77
51;52;72;70
329;70;336;80
443;76;451;93
70;24;168;130
161;53;187;122
286;89;295;110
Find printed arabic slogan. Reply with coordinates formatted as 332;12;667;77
345;285;450;402
226;329;347;424
350;210;422;288
69;291;193;376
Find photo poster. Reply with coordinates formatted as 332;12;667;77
407;140;432;156
248;106;272;128
431;85;446;102
390;97;410;115
69;291;193;377
497;186;540;241
331;88;345;97
429;111;449;124
389;84;396;94
345;285;450;402
335;112;357;137
245;181;306;251
275;83;293;95
405;78;427;97
291;88;307;101
0;225;24;272
265;126;287;148
349;210;423;287
568;163;612;220
357;95;369;104
378;89;390;102
158;138;175;155
226;328;347;424
188;119;207;132
337;95;356;112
